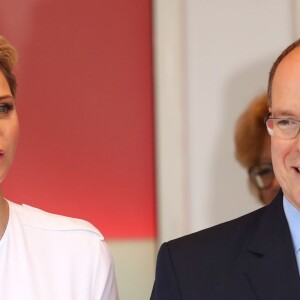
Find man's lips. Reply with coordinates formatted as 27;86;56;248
293;167;300;173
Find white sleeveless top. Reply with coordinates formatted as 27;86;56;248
0;201;118;300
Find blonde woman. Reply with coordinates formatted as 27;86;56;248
0;35;118;300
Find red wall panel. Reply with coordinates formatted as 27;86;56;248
0;0;155;238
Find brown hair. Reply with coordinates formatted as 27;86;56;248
0;35;18;97
268;39;300;105
235;93;269;169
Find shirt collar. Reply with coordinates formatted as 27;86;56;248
283;195;300;253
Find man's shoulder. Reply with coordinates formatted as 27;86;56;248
167;203;271;255
8;200;104;240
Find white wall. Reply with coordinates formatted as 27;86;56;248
107;240;155;300
186;0;293;232
155;0;295;244
153;0;188;244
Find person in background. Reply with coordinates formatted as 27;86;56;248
234;93;280;204
0;35;118;299
151;39;300;299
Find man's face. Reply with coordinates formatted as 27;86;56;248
271;47;300;209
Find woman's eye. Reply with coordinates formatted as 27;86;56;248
277;119;297;128
0;103;14;114
258;168;273;176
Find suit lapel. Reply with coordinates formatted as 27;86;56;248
244;192;300;299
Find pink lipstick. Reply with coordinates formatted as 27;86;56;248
0;150;5;161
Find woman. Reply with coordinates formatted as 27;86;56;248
0;36;118;299
234;93;280;205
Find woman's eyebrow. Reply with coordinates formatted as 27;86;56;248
272;110;295;117
0;95;13;101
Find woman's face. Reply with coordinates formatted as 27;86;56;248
258;135;280;205
0;70;19;185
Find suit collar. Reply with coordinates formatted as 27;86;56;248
244;191;300;299
247;190;291;255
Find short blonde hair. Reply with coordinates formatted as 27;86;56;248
0;35;18;97
234;93;269;169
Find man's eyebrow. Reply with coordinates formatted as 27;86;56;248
0;95;13;101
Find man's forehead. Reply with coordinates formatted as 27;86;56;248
272;48;300;99
275;46;300;75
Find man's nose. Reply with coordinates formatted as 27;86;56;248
294;132;300;151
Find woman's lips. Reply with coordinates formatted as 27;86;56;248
0;150;5;161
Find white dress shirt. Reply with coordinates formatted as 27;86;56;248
283;195;300;276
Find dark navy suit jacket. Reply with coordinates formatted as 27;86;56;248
151;191;300;299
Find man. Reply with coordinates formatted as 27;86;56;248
151;40;300;300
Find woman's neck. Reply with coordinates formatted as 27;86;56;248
0;195;9;239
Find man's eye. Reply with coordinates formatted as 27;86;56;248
0;103;14;113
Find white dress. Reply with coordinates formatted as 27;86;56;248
0;200;119;300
